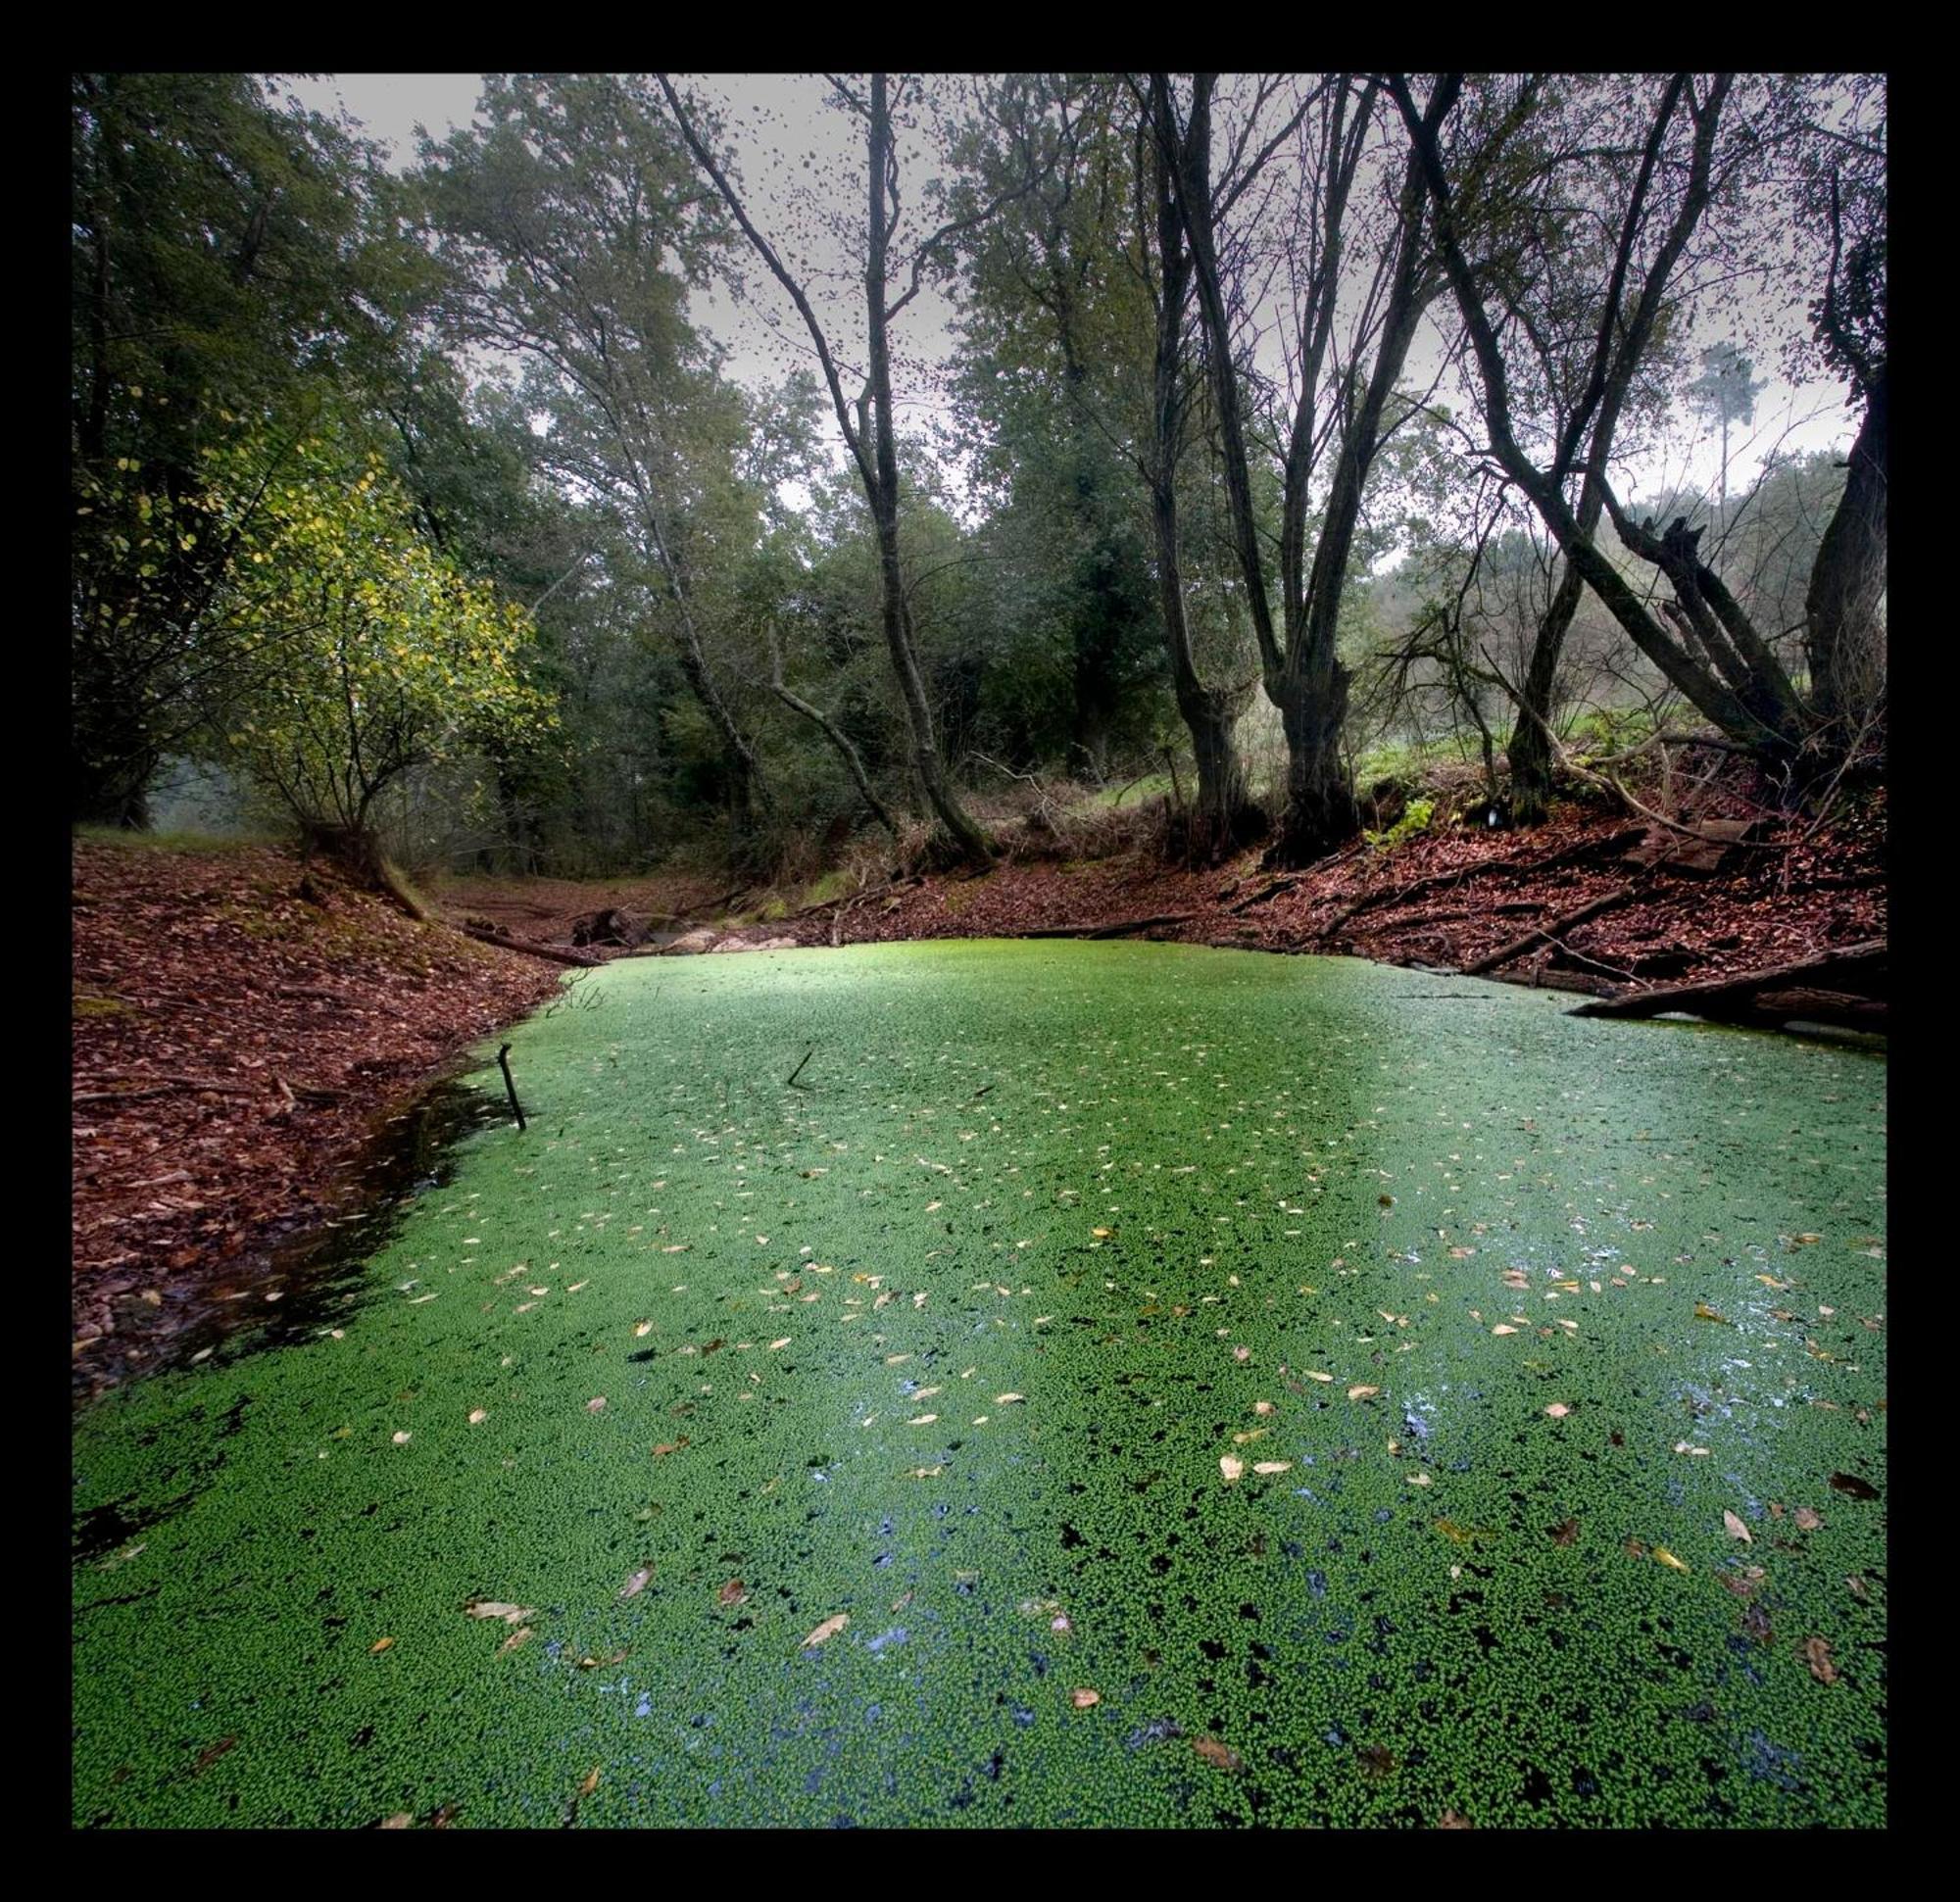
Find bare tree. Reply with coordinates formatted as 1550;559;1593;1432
1149;73;1457;867
660;73;1032;865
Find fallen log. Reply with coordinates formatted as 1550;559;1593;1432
461;924;602;968
1569;941;1886;1020
1462;886;1636;976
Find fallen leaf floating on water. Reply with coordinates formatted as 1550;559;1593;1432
1092;1227;1112;1239
995;1393;1024;1405
769;1338;791;1350
906;1414;939;1426
1193;1736;1242;1771
586;1397;606;1413
391;1431;412;1445
498;1627;532;1656
379;1814;414;1829
717;1581;749;1608
1070;1687;1101;1709
1653;1547;1690;1573
466;1600;536;1625
617;1567;654;1601
1795;1507;1825;1532
1302;1369;1335;1383
633;1321;654;1339
1219;1455;1245;1484
1544;1403;1571;1418
577;1648;628;1669
1724;1510;1753;1544
1253;1400;1276;1416
1253;1461;1293;1476
467;1409;488;1426
1491;1325;1518;1337
803;1613;849;1647
1348;1385;1380;1401
1675;1440;1711;1456
1438;1810;1474;1829
1803;1635;1838;1683
651;1439;689;1458
1232;1345;1251;1363
369;1636;395;1654
1550;1518;1580;1547
578;1766;600;1799
1694;1302;1730;1324
1829;1472;1880;1500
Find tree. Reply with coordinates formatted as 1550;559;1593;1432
1150;73;1456;866
71;71;429;825
206;424;551;866
661;73;1026;866
1396;73;1886;784
1686;341;1767;514
416;75;777;853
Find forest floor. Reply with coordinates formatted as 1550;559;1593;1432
439;766;1886;1012
72;840;561;1390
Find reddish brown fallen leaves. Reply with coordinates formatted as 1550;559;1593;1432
717;1581;750;1608
1803;1635;1839;1684
1192;1736;1242;1771
72;843;561;1381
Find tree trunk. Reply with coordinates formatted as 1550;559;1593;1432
866;78;994;865
1803;368;1886;740
1272;676;1358;866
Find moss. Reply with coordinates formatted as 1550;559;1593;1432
74;990;135;1019
73;945;1886;1829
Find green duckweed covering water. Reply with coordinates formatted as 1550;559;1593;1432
72;942;1886;1828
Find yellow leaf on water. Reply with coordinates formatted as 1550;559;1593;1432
467;1409;488;1426
369;1636;395;1654
906;1414;938;1426
1301;1369;1335;1383
1219;1455;1245;1484
769;1338;791;1350
996;1393;1024;1405
803;1613;849;1647
908;1465;945;1479
1492;1325;1518;1336
1070;1687;1101;1708
633;1321;654;1338
578;1766;600;1798
1348;1385;1380;1400
1653;1546;1690;1573
1092;1228;1112;1239
1694;1303;1729;1324
1253;1461;1293;1476
1253;1400;1276;1416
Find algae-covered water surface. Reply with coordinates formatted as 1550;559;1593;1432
72;943;1886;1828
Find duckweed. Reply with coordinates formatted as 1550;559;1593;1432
73;942;1886;1828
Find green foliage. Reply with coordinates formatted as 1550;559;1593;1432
202;424;552;832
1365;795;1435;851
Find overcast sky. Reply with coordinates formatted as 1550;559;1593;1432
290;73;1862;527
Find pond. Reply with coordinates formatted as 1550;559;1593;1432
72;942;1886;1828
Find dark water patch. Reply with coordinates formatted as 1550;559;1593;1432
74;1076;504;1405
